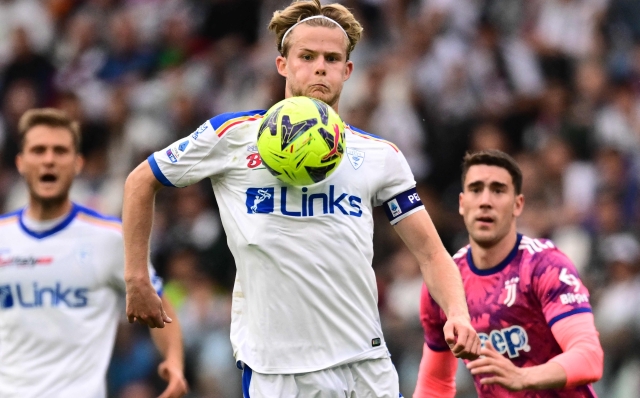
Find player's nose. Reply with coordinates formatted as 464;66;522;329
314;60;327;75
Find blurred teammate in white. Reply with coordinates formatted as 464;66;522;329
0;108;188;398
124;1;480;397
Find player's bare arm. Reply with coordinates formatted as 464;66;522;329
123;161;169;328
467;341;566;391
394;209;481;360
149;297;189;398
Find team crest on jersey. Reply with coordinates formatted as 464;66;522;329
346;148;365;170
502;277;519;307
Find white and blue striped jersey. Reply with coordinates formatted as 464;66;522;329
0;204;162;398
149;110;425;374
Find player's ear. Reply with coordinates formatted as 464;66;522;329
513;193;524;217
15;153;24;176
458;192;464;216
343;60;353;81
74;154;84;176
276;56;288;78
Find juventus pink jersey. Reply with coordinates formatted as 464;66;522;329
420;234;597;398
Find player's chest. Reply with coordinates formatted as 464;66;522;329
222;144;377;219
0;236;102;287
464;272;541;360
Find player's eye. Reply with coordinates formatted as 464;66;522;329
302;54;313;61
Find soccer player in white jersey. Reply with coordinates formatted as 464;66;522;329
123;0;480;396
0;108;188;398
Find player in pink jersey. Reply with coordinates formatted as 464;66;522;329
415;150;603;397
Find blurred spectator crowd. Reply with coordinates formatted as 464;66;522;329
1;0;640;397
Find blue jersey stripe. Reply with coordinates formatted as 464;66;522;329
548;308;592;328
467;234;523;276
147;154;176;187
209;110;266;130
242;363;253;398
75;204;121;223
0;209;21;220
18;205;80;240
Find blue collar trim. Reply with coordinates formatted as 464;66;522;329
18;203;79;240
467;234;523;276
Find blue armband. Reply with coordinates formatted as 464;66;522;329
383;187;424;224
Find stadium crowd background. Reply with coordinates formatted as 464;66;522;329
1;0;639;396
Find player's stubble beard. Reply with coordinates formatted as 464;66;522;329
28;179;73;215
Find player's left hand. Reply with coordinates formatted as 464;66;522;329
466;341;526;391
157;360;188;398
443;315;481;360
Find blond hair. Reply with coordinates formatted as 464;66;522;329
268;0;363;60
18;108;81;152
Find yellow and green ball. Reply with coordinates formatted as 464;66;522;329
257;96;345;186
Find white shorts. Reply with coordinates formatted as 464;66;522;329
241;358;402;398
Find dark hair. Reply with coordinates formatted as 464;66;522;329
461;150;523;194
18;108;81;152
268;0;363;60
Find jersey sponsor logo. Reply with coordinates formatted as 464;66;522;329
246;144;258;153
246;153;262;168
245;186;363;217
560;292;589;305
246;188;274;213
346;148;365;169
388;199;402;217
0;283;89;309
503;277;519;307
519;236;554;254
178;140;189;152
479;325;530;358
0;285;13;308
559;268;581;293
0;255;53;267
191;122;209;140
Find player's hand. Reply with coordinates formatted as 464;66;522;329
126;278;171;328
466;341;526;391
443;314;481;360
157;360;188;398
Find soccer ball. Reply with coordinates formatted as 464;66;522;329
257;96;345;186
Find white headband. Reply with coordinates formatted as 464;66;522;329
280;15;348;50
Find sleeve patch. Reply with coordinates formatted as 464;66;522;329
383;187;423;224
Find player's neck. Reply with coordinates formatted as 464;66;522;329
469;232;518;270
26;197;73;221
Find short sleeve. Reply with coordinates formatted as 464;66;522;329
531;248;593;328
420;284;450;351
373;146;425;224
149;111;264;187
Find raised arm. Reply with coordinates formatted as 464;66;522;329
149;297;189;398
123;161;169;328
394;210;480;359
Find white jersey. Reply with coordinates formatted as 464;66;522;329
0;204;162;398
149;110;425;374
